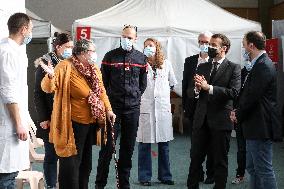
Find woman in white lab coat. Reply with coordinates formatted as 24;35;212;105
136;38;177;186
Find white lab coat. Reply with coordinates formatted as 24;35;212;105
137;59;177;143
0;38;30;173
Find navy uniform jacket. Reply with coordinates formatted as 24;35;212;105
101;47;147;113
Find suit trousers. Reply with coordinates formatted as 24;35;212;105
95;110;140;189
58;121;94;189
187;119;231;189
235;125;246;177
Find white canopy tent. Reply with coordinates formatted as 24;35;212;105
26;8;64;39
26;9;65;52
73;0;261;96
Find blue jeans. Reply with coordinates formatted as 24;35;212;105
246;139;278;189
44;140;58;188
0;172;18;189
138;142;172;182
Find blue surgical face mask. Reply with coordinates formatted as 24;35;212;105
200;44;209;53
121;37;133;51
88;52;98;65
143;46;156;57
62;48;72;59
244;61;252;71
243;50;250;61
23;32;32;45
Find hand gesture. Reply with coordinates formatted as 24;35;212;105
40;120;50;129
230;110;237;123
107;111;116;125
34;58;54;78
194;74;210;91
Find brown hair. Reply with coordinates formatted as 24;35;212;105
7;13;31;35
144;38;164;69
211;33;231;54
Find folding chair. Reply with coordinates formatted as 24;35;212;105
16;170;45;189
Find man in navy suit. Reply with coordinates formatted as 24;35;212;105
231;31;282;189
187;33;241;189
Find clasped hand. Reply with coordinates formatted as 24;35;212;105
194;74;210;91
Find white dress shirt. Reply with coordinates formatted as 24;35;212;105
0;38;30;173
208;57;225;94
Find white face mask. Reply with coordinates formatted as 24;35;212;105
62;48;72;59
88;52;98;65
23;32;32;45
121;37;133;51
200;44;209;53
143;46;156;57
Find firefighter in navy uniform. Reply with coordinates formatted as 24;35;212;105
95;25;147;189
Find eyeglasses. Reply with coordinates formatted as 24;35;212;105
123;24;138;32
87;50;96;53
198;40;209;45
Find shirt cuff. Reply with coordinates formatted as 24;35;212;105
209;85;213;95
194;87;200;99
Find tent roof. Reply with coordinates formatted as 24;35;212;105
26;9;64;38
74;0;261;37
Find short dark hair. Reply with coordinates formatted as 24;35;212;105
72;39;94;55
244;31;266;50
52;32;72;48
123;24;137;36
7;13;31;35
212;33;231;54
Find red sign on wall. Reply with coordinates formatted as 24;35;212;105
76;27;91;40
265;38;279;63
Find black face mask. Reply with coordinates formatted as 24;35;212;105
208;47;218;59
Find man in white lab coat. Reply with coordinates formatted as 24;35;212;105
0;12;33;188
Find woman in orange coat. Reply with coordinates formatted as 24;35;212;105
41;39;116;189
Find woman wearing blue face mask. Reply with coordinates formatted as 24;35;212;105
137;38;177;186
33;32;73;189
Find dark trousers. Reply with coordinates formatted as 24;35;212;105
235;125;246;177
43;140;58;188
96;110;140;189
187;120;231;189
58;121;94;189
187;116;214;180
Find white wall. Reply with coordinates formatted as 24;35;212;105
26;0;121;31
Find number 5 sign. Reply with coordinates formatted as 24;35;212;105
76;27;91;40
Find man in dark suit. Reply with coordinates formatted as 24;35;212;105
231;31;282;189
187;33;241;189
182;32;214;184
231;64;251;185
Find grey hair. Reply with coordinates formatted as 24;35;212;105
198;31;213;39
72;39;94;55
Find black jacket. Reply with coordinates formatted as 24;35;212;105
34;52;60;141
192;58;241;130
101;47;147;112
236;53;282;141
182;54;199;118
